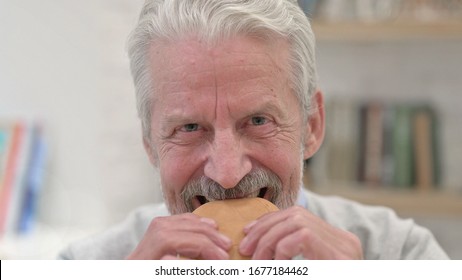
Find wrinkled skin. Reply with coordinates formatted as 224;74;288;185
127;35;363;260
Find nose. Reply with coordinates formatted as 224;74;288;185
204;129;252;189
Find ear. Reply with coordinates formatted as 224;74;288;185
303;89;325;160
143;136;159;167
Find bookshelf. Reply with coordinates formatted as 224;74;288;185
301;0;462;41
302;1;462;218
307;184;462;218
312;20;462;41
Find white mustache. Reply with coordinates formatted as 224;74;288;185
180;168;282;211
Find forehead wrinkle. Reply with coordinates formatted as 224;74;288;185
211;62;289;125
219;43;289;70
155;63;216;87
215;65;276;85
150;43;217;92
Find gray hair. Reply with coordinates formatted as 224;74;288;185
127;0;318;140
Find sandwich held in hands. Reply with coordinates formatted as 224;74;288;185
193;197;279;260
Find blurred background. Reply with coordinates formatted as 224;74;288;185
0;0;461;259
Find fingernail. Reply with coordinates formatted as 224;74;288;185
217;247;230;260
219;233;232;249
200;217;217;227
239;236;250;255
244;220;257;233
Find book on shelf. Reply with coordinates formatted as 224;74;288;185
0;122;12;192
360;101;384;185
0;120;47;236
0;122;25;234
326;98;359;183
381;104;396;186
4;121;32;235
392;104;414;188
412;105;441;190
308;98;442;190
18;124;47;233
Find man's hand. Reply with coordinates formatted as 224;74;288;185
126;213;232;260
239;206;363;260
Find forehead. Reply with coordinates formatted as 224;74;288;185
146;35;301;127
148;35;291;91
147;35;305;139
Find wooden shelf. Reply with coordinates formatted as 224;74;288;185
311;186;462;218
312;20;462;41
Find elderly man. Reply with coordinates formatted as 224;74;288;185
59;0;448;259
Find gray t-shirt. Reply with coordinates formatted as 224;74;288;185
58;189;449;259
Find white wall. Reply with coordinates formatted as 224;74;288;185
0;0;162;233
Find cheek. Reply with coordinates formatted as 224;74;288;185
159;157;189;195
254;142;302;187
157;146;205;195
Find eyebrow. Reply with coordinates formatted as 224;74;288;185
160;114;195;131
243;99;286;119
159;97;287;131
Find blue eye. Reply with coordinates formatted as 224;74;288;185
182;123;199;132
251;116;267;126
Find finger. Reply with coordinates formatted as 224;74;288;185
243;206;316;235
243;210;286;234
181;216;233;250
157;214;218;231
250;215;308;259
128;214;232;259
152;215;232;250
273;228;342;260
240;208;307;256
147;230;230;259
172;232;230;260
273;228;328;260
189;224;232;250
251;215;362;260
161;254;180;260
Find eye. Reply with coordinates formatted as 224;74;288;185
242;115;277;138
250;116;268;126
181;123;200;132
